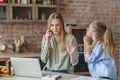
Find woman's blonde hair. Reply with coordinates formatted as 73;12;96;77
47;12;67;51
89;21;115;56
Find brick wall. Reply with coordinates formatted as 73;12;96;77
0;23;46;52
59;0;120;79
0;0;119;79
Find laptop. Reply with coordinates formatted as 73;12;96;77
10;57;61;79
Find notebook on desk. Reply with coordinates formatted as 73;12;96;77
70;76;110;80
10;57;61;79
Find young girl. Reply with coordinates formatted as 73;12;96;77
41;12;79;73
84;21;117;80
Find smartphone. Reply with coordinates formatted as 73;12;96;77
48;30;54;35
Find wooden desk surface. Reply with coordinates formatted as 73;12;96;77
0;71;80;80
0;52;40;61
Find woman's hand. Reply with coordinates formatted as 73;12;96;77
45;29;53;47
67;43;78;65
67;43;76;55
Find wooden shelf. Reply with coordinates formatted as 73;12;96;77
0;0;59;22
9;20;34;23
0;4;9;22
0;3;8;5
9;4;35;6
9;5;35;22
36;4;58;22
35;20;47;23
36;4;58;7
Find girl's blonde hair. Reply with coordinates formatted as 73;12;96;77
47;12;67;51
89;21;115;56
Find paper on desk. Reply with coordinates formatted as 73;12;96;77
70;76;110;80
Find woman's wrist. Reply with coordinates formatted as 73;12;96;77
69;52;75;57
45;40;50;47
69;52;78;65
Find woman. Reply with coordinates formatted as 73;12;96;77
41;12;79;73
84;21;117;80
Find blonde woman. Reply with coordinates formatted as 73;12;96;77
84;21;117;80
41;12;79;73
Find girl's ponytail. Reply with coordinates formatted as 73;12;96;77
104;27;115;56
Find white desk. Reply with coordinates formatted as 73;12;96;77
0;71;79;80
0;71;110;80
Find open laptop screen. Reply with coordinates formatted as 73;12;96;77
10;57;42;78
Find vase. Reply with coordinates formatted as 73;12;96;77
15;46;21;53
